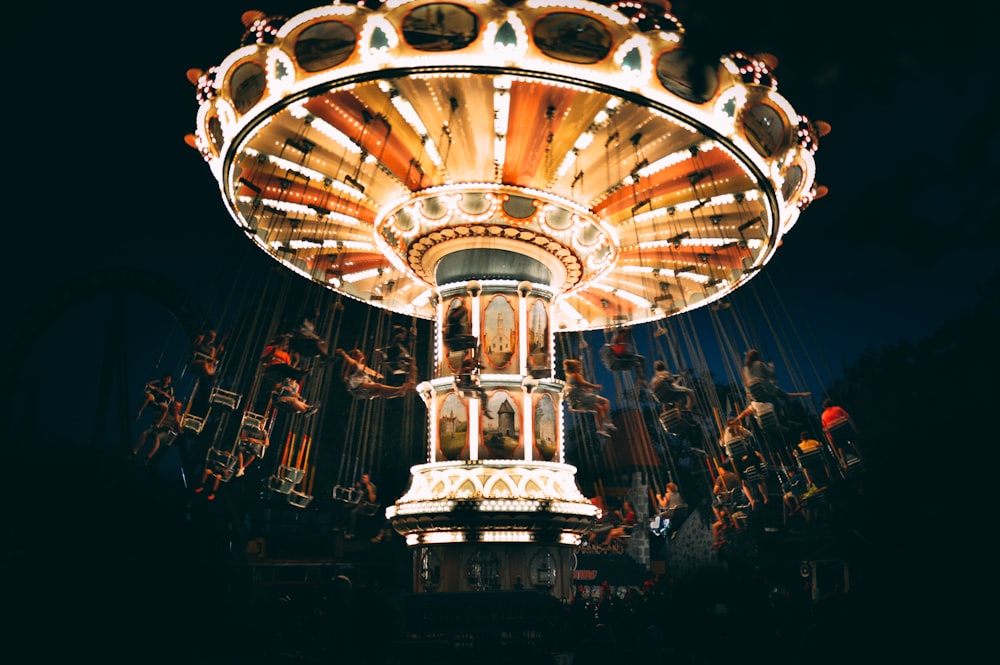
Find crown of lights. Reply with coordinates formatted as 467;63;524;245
187;0;829;330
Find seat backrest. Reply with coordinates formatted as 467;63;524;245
725;438;749;459
745;378;772;403
332;485;362;504
599;344;634;371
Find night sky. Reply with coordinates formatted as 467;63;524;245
5;0;995;378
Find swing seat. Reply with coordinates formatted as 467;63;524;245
651;383;684;407
263;363;307;380
242;440;266;458
455;373;485;398
267;474;296;494
376;346;412;375
278;464;305;484
714;488;738;508
190;352;217;375
208;449;236;481
181;413;205;435
824;419;854;446
744;378;774;403
730;510;750;529
724;437;750;460
750;401;779;430
796;449;827;479
843;455;863;478
796;448;823;465
386;359;411;376
445;335;478;353
599;344;635;372
455;372;479;388
209;387;241;410
658;407;685;433
332;485;363;504
287;491;313;509
359;501;382;517
208;448;236;468
241;411;267;433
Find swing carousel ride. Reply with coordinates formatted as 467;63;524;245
187;0;829;595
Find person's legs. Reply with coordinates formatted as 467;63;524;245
146;434;162;463
599;398;616;431
136;394;154;420
208;474;221;500
680;386;695;410
634;355;648;384
131;430;150;457
593;401;606;430
195;468;211;493
712;520;725;546
346;504;361;537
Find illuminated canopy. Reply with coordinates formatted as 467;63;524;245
188;0;827;331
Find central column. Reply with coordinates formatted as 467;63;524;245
387;278;597;597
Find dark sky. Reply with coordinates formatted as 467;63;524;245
3;0;996;439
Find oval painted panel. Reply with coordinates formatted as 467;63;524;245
402;3;479;51
742;103;786;157
781;164;803;201
294;21;356;72
230;62;267;114
656;48;719;104
533;13;611;64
